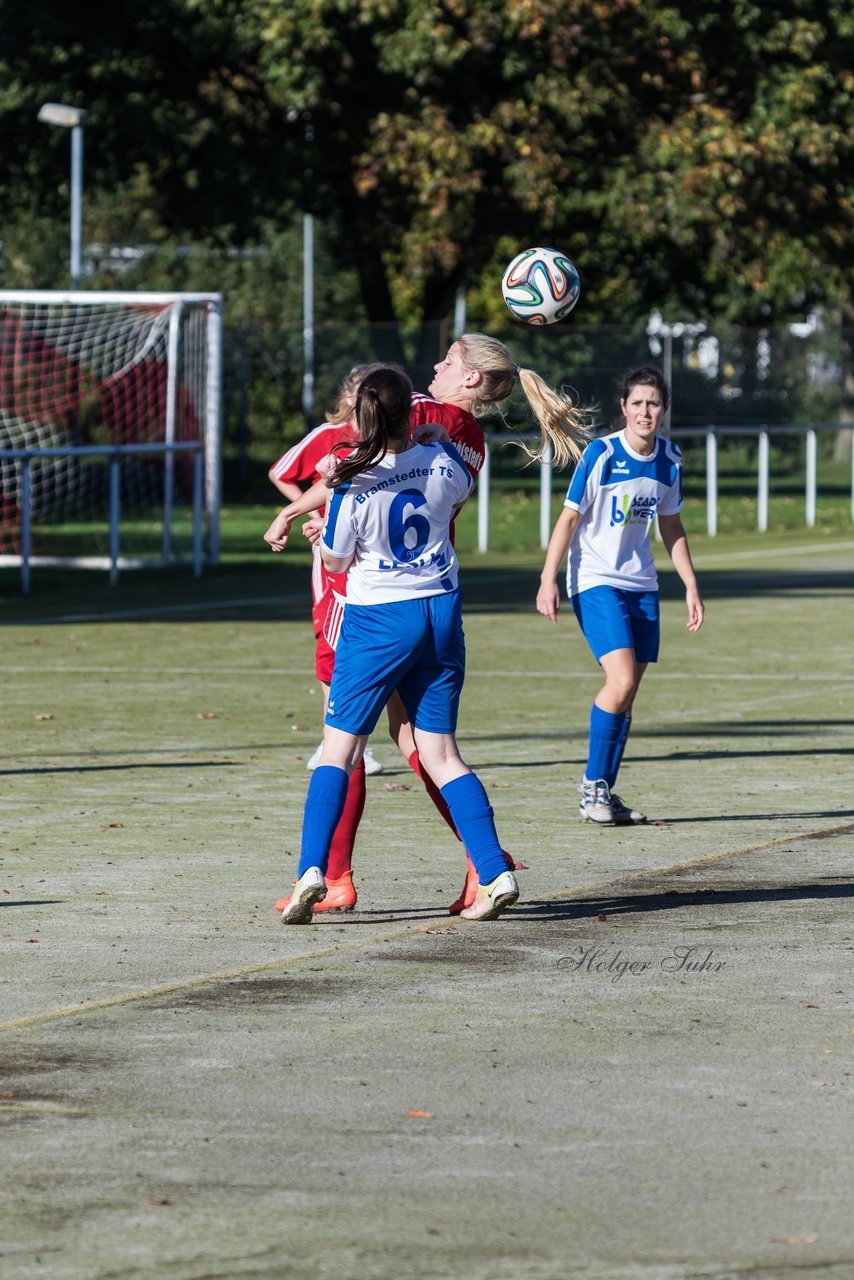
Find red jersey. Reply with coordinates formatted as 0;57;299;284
269;421;358;622
269;421;358;489
270;396;484;671
409;394;486;479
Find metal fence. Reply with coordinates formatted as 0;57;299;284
477;424;854;552
0;441;204;593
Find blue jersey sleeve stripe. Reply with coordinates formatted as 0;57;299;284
439;440;475;490
566;438;607;505
321;482;351;551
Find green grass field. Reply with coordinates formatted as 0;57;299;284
1;512;852;1279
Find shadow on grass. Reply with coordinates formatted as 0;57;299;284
2;557;851;626
511;878;854;922
351;878;854;925
0;899;64;908
0;760;242;777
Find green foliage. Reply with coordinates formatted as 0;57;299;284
1;0;852;469
1;0;850;333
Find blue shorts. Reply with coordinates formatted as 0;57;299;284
571;585;660;664
325;591;466;736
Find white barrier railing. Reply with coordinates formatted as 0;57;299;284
478;424;852;550
0;441;205;594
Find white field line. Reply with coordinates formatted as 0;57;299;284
690;539;854;565
0;591;311;626
1;666;851;682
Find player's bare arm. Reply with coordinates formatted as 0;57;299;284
268;476;304;503
657;513;705;632
264;479;332;551
318;541;354;574
536;507;581;623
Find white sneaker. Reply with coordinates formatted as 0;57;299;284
363;746;384;776
306;743;323;772
579;777;617;824
460;871;519;921
610;793;647;825
281;867;326;924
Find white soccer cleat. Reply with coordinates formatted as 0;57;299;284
363;746;384;776
579;777;617;824
460;871;519;921
306;743;323;771
610;793;647;825
281;867;327;924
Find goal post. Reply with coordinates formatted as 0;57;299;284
0;290;222;588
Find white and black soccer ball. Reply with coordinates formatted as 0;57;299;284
501;246;581;324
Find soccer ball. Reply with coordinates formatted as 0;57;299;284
501;247;581;324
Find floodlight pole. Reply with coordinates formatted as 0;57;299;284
303;207;314;423
69;123;84;289
37;102;88;290
302;117;315;424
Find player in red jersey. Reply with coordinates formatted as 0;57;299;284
267;366;388;911
266;334;591;913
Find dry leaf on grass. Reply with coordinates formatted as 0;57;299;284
383;782;410;792
34;713;54;721
196;711;217;720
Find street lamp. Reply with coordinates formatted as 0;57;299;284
38;102;89;290
287;107;315;423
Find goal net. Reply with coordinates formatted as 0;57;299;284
0;291;222;579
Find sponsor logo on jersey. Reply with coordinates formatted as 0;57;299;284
453;440;484;472
378;549;448;572
610;493;658;526
354;461;460;505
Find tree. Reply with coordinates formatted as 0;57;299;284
2;0;851;337
244;0;853;336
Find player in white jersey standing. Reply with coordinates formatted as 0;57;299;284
278;364;520;924
536;366;704;823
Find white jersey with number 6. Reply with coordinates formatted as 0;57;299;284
321;441;473;606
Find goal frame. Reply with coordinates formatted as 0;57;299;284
0;290;223;591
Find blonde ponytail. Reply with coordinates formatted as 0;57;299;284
517;367;594;468
456;333;593;470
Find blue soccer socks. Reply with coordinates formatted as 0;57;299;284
611;713;632;786
298;765;350;876
586;704;628;787
440;773;508;885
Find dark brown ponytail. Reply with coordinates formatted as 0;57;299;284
329;365;413;487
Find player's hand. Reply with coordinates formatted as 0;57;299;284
301;517;325;546
686;588;705;633
316;453;337;483
264;511;294;552
536;581;561;623
412;421;450;444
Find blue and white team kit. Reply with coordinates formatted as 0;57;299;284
564;430;683;662
320;440;474;736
